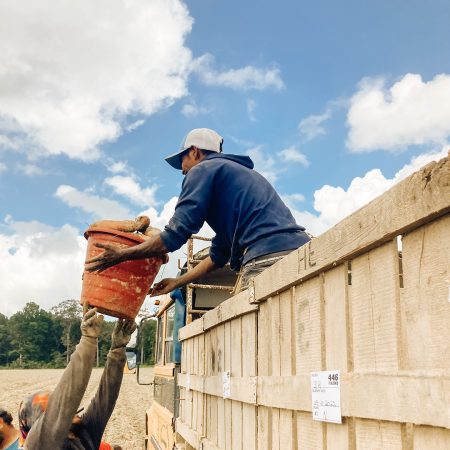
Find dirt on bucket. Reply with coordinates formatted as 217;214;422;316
81;226;163;319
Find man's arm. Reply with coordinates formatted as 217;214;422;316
85;234;168;273
24;309;103;450
81;320;137;447
151;255;217;296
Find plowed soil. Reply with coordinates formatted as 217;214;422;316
1;367;154;450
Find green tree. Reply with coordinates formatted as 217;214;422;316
9;302;64;366
0;313;11;365
98;320;115;366
51;299;82;364
140;318;157;365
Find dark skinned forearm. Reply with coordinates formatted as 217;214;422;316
171;256;216;289
120;234;168;260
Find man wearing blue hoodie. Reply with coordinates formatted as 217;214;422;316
85;128;310;293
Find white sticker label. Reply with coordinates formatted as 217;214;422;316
222;371;231;398
311;370;342;424
186;373;191;392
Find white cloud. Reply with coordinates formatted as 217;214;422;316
0;195;217;316
125;119;145;133
282;193;305;204
0;219;86;316
55;185;130;219
0;0;193;161
247;99;257;122
195;54;284;91
0;162;6;173
298;109;331;140
105;175;159;207
279;146;309;166
181;102;210;118
246;146;280;184
106;160;130;175
347;73;450;152
289;146;449;236
17;163;44;176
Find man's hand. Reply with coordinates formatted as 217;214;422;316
111;319;137;350
81;308;104;339
150;278;180;296
85;242;126;272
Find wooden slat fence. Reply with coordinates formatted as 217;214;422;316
175;153;450;450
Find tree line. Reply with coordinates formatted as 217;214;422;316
0;300;156;369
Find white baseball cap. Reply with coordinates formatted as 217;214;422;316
165;128;223;170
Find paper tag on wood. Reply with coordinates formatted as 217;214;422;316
222;371;231;398
311;370;342;424
186;373;191;392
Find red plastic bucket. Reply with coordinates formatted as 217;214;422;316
81;227;163;319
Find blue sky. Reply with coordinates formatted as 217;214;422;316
1;0;449;315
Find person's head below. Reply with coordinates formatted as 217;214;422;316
18;391;50;442
18;391;83;443
165;128;223;175
0;408;20;449
18;392;122;449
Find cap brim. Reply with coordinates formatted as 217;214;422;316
164;150;183;170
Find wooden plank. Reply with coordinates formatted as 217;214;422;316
257;372;450;428
294;277;323;374
224;322;232;450
324;264;350;372
253;153;450;302
350;240;401;371
296;411;325;450
231;317;242;377
270;295;281;376
413;426;450;450
185;382;193;428
204;375;257;404
197;388;204;438
199;333;205;376
355;419;402;449
279;409;294;450
242;403;256;450
400;215;450;370
193;336;199;376
241;312;257;450
224;399;232;450
178;372;450;428
324;265;352;448
257;298;271;376
216;324;225;449
179;316;204;341
209;395;218;446
217;397;225;450
209;326;218;375
279;289;295;376
327;421;353;450
241;312;257;377
176;418;201;449
256;406;271;450
271;407;280;450
231;400;242;450
202;289;258;330
216;324;225;374
201;437;221;450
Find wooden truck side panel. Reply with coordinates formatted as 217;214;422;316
176;153;450;449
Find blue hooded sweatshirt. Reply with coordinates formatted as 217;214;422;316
159;153;310;271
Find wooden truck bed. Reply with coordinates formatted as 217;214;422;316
175;152;450;450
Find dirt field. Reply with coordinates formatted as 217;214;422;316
0;367;154;450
